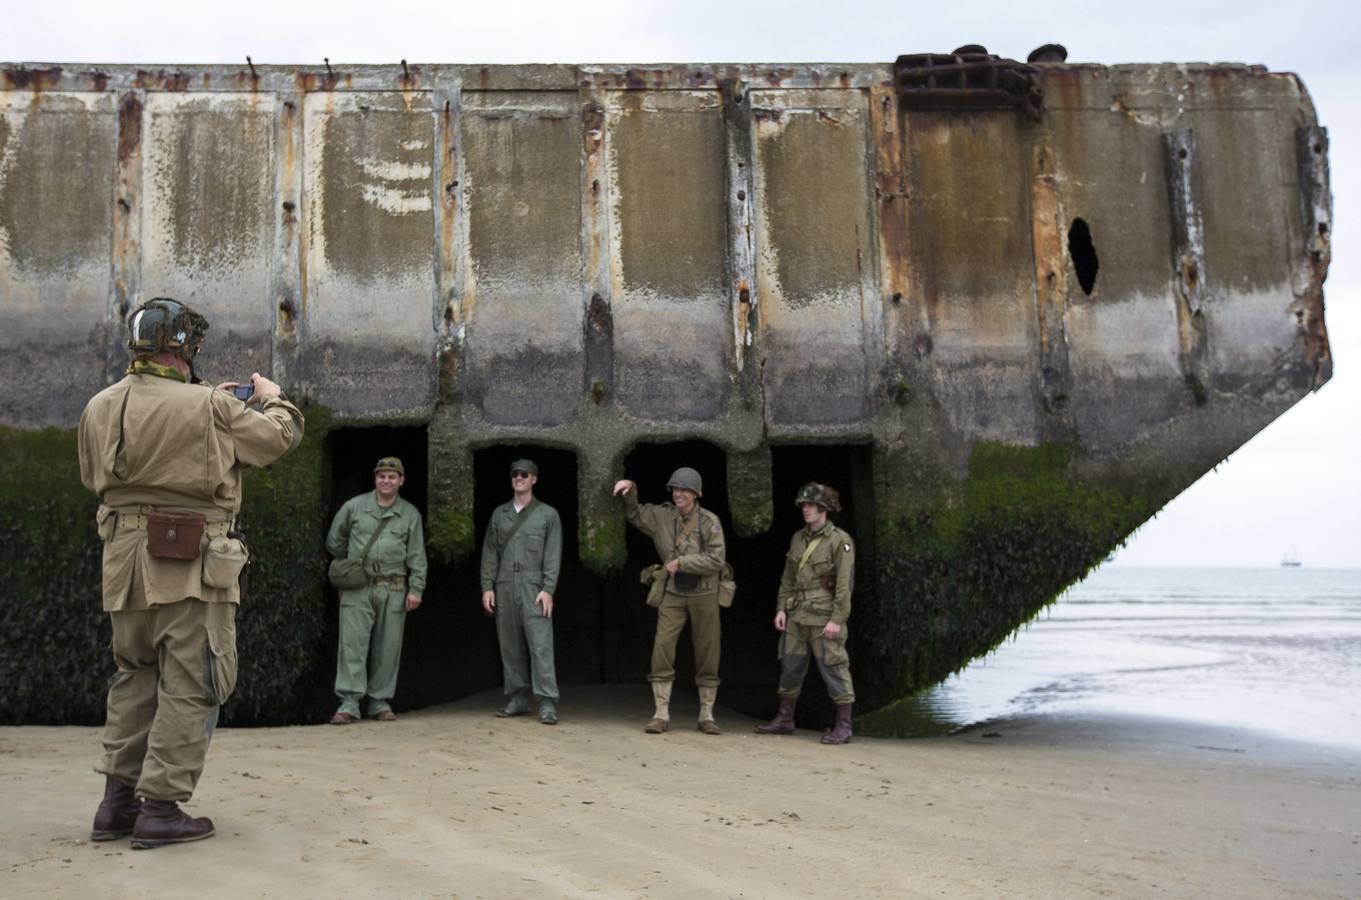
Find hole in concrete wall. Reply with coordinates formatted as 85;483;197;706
1068;217;1099;296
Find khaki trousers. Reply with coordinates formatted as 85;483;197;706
649;590;721;687
776;622;855;704
98;598;237;801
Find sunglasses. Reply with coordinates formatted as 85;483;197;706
511;470;532;479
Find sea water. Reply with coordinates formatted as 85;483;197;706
915;566;1361;752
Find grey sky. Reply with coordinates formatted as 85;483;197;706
4;0;1356;567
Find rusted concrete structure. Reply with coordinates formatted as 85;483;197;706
0;52;1332;726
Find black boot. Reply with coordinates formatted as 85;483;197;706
90;776;141;841
754;696;797;735
130;799;215;849
821;703;853;744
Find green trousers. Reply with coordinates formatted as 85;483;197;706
335;585;407;716
649;590;721;687
494;581;558;701
777;623;855;704
98;598;237;802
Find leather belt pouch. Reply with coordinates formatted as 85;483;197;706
146;510;206;560
673;572;700;592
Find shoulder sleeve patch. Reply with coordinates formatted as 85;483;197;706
842;542;852;553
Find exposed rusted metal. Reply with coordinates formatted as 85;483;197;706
1030;141;1076;440
2;66;63;91
1164;129;1211;404
894;49;1043;120
1027;44;1069;64
132;70;191;92
579;95;613;406
719;77;756;374
1294;125;1333;386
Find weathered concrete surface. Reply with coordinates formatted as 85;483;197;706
0;57;1333;718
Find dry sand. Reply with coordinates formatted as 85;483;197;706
2;685;1358;899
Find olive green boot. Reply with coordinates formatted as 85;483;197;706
644;681;672;733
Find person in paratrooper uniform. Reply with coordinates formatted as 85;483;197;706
78;297;304;848
755;482;856;744
481;459;563;725
612;467;727;735
326;456;428;724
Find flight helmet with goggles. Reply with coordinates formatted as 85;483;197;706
127;298;210;365
795;482;841;514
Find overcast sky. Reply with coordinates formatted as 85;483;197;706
4;0;1356;567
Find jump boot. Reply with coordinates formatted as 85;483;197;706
644;681;672;733
697;685;721;735
754;696;797;735
90;776;141;841
821;703;853;745
129;800;215;849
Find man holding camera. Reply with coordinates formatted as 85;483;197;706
480;459;563;724
326;457;428;725
78;297;304;848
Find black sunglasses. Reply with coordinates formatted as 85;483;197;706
511;470;532;478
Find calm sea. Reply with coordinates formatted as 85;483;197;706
914;566;1361;752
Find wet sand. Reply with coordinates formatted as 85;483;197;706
2;685;1357;899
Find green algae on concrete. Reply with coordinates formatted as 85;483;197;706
579;514;626;573
0;407;339;726
0;426;107;725
852;441;1158;718
427;504;476;566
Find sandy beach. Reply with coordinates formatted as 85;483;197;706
2;685;1357;899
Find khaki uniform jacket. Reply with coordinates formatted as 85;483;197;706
325;492;428;596
622;492;726;595
78;372;305;611
479;499;562;596
777;521;854;626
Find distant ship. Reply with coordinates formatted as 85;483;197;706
1281;546;1303;568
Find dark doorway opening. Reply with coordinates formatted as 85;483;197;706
469;445;595;689
325;426;428;524
721;444;876;724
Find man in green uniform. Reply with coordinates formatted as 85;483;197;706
481;459;563;725
612;467;727;735
79;298;304;848
326;457;428;724
755;482;856;744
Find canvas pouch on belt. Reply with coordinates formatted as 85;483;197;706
146;510;207;560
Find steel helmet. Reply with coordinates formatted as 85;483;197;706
666;467;703;497
795;482;841;513
127;298;209;363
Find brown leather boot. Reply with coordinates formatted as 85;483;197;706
90;776;141;841
754;696;797;735
130;799;215;849
821;703;853;744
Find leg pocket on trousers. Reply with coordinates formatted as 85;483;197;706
202;611;238;704
821;633;850;667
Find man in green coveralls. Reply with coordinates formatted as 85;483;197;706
612;467;727;735
755;482;856;744
326;457;428;724
79;298;304;848
481;459;563;725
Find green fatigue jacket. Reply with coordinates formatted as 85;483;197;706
479;499;562;598
78;372;305;611
622;492;725;595
777;521;855;626
325;492;428;597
